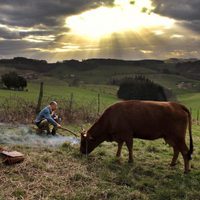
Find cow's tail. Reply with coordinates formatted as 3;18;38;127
188;110;194;160
182;106;193;160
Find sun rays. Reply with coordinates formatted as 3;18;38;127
65;0;174;40
36;0;177;61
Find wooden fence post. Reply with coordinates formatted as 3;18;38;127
97;93;100;115
36;82;44;114
69;93;74;114
197;109;199;125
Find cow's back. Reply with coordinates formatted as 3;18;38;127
103;100;188;140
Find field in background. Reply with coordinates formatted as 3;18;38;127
178;93;200;119
0;78;119;124
1;59;200;111
0;78;117;105
0;74;199;120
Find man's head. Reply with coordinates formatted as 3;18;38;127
49;101;58;111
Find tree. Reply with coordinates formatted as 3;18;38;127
1;72;27;90
17;75;27;90
117;75;168;101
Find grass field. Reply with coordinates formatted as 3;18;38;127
0;78;117;111
178;93;200;119
1;124;200;200
50;64;157;84
0;78;118;123
0;69;200;199
0;74;199;119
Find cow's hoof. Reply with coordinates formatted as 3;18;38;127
116;159;122;165
170;163;177;167
184;170;191;174
115;157;121;164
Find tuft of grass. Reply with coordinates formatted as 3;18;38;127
146;145;160;153
12;189;26;200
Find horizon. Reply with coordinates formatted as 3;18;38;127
0;56;199;64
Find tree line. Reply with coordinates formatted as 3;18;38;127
117;75;171;101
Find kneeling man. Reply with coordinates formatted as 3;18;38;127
35;101;61;135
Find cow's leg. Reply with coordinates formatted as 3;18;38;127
125;140;133;163
178;142;190;173
170;147;179;166
116;141;124;158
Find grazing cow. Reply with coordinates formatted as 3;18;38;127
80;100;193;173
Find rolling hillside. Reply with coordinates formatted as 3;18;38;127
0;57;199;118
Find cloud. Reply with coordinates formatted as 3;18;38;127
0;0;114;27
152;0;200;33
26;29;200;61
152;0;200;20
0;26;21;39
0;25;67;42
178;20;200;33
0;0;114;58
0;39;49;57
0;0;200;61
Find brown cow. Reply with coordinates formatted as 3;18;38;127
80;100;193;173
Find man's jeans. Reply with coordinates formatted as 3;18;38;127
36;119;57;135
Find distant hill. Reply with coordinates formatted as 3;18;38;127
0;57;200;86
0;57;51;72
165;58;199;63
175;61;200;80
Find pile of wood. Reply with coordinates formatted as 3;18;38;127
0;147;24;165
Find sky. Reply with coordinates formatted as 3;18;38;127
0;0;200;62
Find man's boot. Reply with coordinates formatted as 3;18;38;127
51;127;57;136
36;128;43;134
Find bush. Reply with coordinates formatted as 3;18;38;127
1;72;27;90
117;75;167;101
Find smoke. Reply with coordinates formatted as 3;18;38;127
0;123;80;147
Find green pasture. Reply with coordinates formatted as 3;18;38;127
178;93;200;119
0;75;199;117
0;78;117;112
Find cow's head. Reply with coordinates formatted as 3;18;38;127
80;131;97;155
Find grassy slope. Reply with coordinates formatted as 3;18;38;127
0;78;117;109
0;65;200;118
50;64;157;84
1;124;200;200
178;93;200;118
50;63;200;92
0;73;199;117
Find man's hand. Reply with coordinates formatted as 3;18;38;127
57;123;62;128
53;115;58;120
51;111;56;116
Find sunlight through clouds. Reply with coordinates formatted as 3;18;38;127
1;0;200;61
65;0;174;39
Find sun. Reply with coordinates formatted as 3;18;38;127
65;0;175;40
